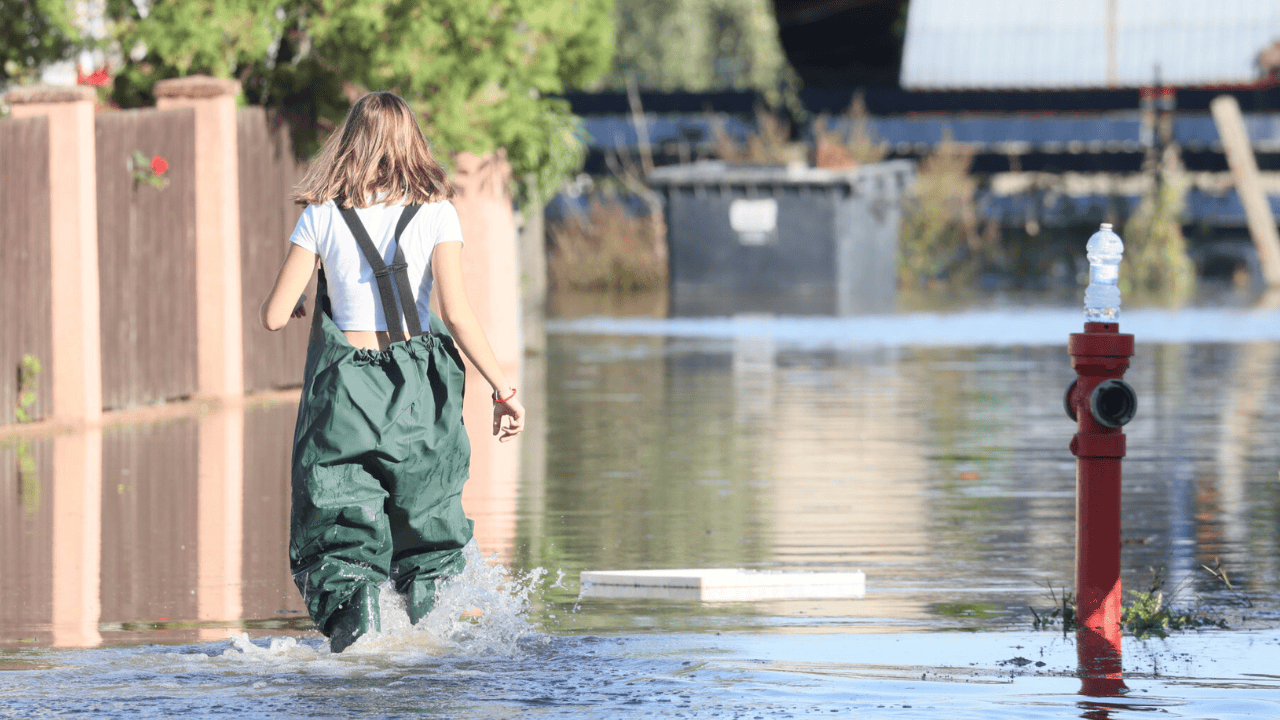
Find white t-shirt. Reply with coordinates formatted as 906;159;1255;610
288;199;464;331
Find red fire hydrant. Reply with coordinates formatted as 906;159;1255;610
1065;223;1137;695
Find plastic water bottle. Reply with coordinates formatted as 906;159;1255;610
1083;223;1124;321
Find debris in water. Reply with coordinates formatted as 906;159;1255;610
578;568;866;602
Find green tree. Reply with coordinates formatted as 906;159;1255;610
1;0;81;84
105;0;614;203
601;0;794;103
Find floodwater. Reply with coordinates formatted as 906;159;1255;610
3;299;1280;718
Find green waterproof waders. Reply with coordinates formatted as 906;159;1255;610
289;204;472;652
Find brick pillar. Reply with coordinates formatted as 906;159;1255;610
6;85;102;423
155;76;244;399
450;150;522;562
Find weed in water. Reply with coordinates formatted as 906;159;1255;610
1032;566;1234;638
1202;556;1253;609
1029;583;1076;632
1121;567;1227;638
12;354;45;513
14;354;42;423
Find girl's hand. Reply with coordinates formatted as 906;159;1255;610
291;294;308;319
492;396;525;442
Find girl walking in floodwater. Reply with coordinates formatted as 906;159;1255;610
260;92;524;652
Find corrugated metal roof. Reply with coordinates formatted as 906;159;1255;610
901;0;1280;89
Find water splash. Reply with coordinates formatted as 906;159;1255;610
218;542;548;663
571;579;592;614
226;633;318;660
347;543;548;656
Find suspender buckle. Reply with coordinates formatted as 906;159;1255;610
337;203;425;337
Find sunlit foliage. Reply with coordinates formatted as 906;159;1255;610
101;0;615;204
601;0;795;104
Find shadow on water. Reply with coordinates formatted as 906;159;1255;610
2;302;1280;717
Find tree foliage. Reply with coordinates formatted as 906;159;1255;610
1;0;81;84
104;0;614;203
601;0;794;103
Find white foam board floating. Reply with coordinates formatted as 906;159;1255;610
579;569;866;602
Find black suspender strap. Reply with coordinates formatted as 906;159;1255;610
391;204;423;336
336;202;424;337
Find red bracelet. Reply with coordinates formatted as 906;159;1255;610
493;387;517;403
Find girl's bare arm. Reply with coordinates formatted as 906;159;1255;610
432;241;524;440
260;244;318;331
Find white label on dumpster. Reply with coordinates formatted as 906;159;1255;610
729;198;777;245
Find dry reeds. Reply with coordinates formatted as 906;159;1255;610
548;198;668;292
710;106;806;165
813;92;888;169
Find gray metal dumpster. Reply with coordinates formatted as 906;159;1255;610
648;159;914;316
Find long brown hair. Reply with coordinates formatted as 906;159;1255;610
293;92;454;208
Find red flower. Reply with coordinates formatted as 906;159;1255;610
76;66;110;87
151;156;169;174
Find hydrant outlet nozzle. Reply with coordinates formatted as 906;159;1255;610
1089;378;1137;428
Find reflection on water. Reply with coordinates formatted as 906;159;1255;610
525;333;1279;635
2;314;1279;716
3;333;1278;642
0;405;302;647
0;361;523;647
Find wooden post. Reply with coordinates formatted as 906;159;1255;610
154;76;245;397
6;85;102;424
626;73;654;176
1210;95;1280;287
1105;0;1119;88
